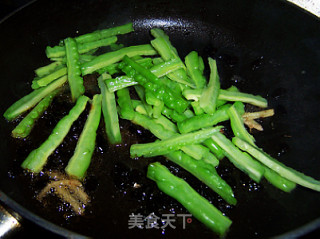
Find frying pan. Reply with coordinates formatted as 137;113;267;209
0;0;320;238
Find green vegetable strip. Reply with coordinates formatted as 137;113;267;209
264;167;296;192
35;61;64;77
75;22;134;44
134;85;153;117
182;88;202;101
79;54;96;63
166;150;236;205
98;75;122;144
98;57;153;75
191;101;204;115
32;66;67;89
203;138;225;160
130;126;222;158
166;70;195;88
211;132;265;183
131;110;218;165
65;37;85;101
117;88;135;120
150;37;194;87
185;51;206;89
109;43;125;51
120;56;189;113
159;76;182;95
150;29;180;61
152;100;164;119
147;162;232;235
180;144;218;166
162;106;188;123
200;58;220;114
106;75;138;92
145;90;164;118
21;95;89;172
46;36;117;58
65;94;102;179
228;102;256;146
198;55;205;72
135;104;178;133
103;111;229;204
183;85;239;104
50;54;96;65
177;104;231;134
131;111;175;139
232;137;320;191
134;103;216;163
3;75;67;121
12;91;58;138
150;58;184;78
105;59;184;93
81;44;157;75
219;90;268;108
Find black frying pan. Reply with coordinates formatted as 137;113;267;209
1;0;320;238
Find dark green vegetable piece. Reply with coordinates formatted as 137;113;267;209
3;75;67;121
232;137;320;191
264;167;296;192
161;106;188;123
166;150;236;205
130;126;222;158
21;95;89;173
12;90;58;138
98;74;122;144
65;94;102;179
65;37;85;101
203;138;225;160
81;44;157;75
120;56;189;114
177;104;231;134
105;60;184;93
147;162;232;235
98;57;153;76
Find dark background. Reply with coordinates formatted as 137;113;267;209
0;0;31;20
0;0;320;238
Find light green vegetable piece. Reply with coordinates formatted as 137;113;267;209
65;94;102;179
21;95;89;173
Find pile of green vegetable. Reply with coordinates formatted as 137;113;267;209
3;22;320;236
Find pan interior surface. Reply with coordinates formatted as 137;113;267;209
0;0;320;238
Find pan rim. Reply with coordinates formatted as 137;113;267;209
0;190;88;238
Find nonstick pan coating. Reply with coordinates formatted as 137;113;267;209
0;0;320;238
